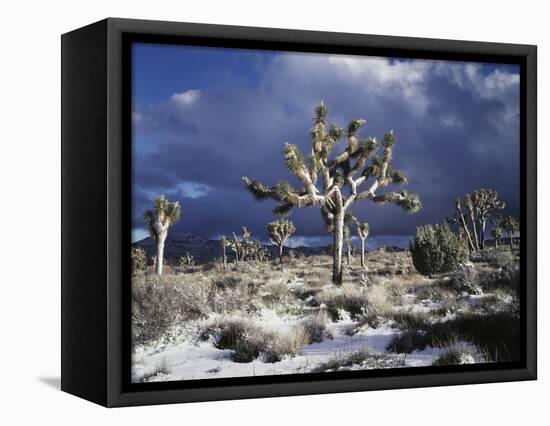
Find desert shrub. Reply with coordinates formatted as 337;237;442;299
131;247;147;274
292;286;321;306
410;223;469;276
212;276;242;290
317;285;369;320
132;281;177;345
349;306;387;334
261;281;290;305
387;329;427;353
199;317;255;350
301;313;333;344
199;318;307;363
432;336;487;366
232;331;266;363
439;265;482;295
387;311;520;361
481;262;520;297
390;311;431;330
207;276;257;314
132;277;210;345
312;349;404;372
471;249;514;267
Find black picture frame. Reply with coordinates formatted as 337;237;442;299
61;17;537;407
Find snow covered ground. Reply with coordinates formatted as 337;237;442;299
132;305;465;382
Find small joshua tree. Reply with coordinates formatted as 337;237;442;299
179;252;194;267
230;232;242;263
143;195;181;275
344;225;353;267
449;189;505;251
267;219;296;262
229;227;266;262
491;227;502;248
131;247;147;274
220;235;231;269
497;215;519;250
355;222;370;269
243;102;421;284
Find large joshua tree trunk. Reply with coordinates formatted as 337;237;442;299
360;238;366;269
332;211;345;285
155;230;167;275
279;244;284;262
480;219;487;250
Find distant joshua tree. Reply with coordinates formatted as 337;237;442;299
449;189;505;251
179;252;194;267
220;235;231;269
355;222;370;269
229;227;267;263
344;225;352;267
230;232;242;263
267;219;296;262
491;227;502;248
143;195;181;275
497;215;519;250
243;102;421;285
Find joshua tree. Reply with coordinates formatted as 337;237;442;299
491;227;502;248
179;252;194;267
267;219;296;262
229;227;267;262
497;215;519;250
344;225;353;267
230;232;242;263
243;102;421;284
143;195;181;275
355;222;370;269
473;189;505;249
220;235;231;269
448;189;505;251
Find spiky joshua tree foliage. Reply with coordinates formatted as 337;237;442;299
143;195;181;275
267;219;296;262
243;102;421;284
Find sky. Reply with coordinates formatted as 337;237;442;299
131;43;520;249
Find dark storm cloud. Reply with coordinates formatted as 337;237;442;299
132;51;520;246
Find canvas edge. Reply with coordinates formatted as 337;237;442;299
58;17;539;408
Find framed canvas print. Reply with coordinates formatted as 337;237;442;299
61;18;537;407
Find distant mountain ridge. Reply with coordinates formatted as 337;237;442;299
133;231;326;264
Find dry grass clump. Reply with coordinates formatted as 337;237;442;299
138;357;171;383
262;326;309;363
432;335;488;366
316;285;369;320
260;281;291;305
198;316;310;363
300;312;333;344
